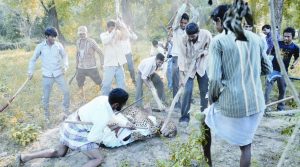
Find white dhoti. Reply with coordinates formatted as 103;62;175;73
204;104;264;146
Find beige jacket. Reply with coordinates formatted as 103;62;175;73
179;29;212;78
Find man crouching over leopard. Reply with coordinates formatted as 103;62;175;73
16;88;177;167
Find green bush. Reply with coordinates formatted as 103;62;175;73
9;123;40;146
157;128;208;167
281;124;296;136
0;115;8;131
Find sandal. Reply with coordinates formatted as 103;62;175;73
15;154;24;167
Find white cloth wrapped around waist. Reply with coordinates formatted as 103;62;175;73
204;103;263;146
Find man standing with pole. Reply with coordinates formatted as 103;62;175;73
178;23;212;125
100;20;129;95
171;8;189;111
28;27;70;122
135;53;166;110
265;27;299;111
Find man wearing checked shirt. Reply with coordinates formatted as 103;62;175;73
28;27;70;121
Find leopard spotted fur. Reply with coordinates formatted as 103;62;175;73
122;107;177;141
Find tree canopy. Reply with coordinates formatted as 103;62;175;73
0;0;299;44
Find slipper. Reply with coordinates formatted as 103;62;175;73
15;154;24;167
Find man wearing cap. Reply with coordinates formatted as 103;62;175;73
76;26;104;99
178;23;212;125
28;27;70;121
100;20;129;95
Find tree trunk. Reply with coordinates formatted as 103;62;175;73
121;0;133;28
47;5;66;42
274;0;284;32
42;0;66;43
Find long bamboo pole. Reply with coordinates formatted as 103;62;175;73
269;1;300;166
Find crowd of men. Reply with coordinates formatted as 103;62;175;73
20;0;299;167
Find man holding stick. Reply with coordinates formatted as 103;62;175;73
178;22;212;125
16;88;133;167
265;27;300;111
28;27;70;121
205;2;272;166
100;20;129;95
171;8;189;110
135;53;166;110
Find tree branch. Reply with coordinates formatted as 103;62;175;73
39;0;49;13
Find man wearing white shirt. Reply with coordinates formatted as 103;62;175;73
171;10;189;110
135;53;165;108
27;27;70;121
150;40;165;57
100;20;129;95
17;88;133;167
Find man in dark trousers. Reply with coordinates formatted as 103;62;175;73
265;27;299;111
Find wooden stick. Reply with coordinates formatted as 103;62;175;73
269;1;300;167
115;0;120;18
64;120;148;129
267;110;300;116
289;76;300;81
266;96;294;107
161;46;208;131
0;78;29;112
149;81;165;111
277;121;300;167
64;95;147;125
64;120;92;125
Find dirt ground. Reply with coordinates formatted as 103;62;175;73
1;101;299;167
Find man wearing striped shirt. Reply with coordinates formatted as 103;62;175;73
204;3;272;166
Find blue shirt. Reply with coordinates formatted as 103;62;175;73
265;32;280;55
28;41;68;77
271;41;299;72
